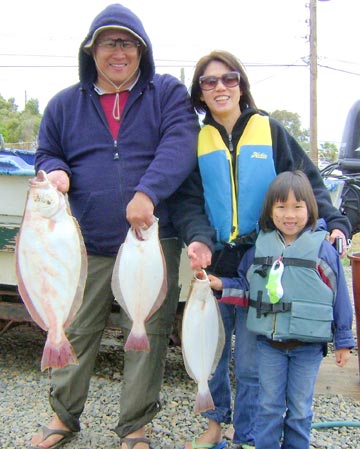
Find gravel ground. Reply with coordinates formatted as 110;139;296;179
1;264;360;449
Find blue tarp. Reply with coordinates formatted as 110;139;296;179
0;149;35;176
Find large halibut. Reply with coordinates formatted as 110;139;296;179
182;270;225;413
16;171;87;371
111;218;167;352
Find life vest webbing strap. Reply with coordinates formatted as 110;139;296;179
249;297;292;318
254;257;317;270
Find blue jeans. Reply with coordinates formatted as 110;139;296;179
202;303;258;446
255;339;324;449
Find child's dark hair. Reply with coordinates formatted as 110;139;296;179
259;170;318;232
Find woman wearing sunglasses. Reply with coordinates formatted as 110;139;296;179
182;50;351;449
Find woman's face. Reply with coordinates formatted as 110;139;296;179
200;60;241;121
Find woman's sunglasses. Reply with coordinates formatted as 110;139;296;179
199;71;240;91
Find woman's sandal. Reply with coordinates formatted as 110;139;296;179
120;436;154;449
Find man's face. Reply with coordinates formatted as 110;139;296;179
93;29;141;89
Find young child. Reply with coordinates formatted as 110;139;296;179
209;170;355;449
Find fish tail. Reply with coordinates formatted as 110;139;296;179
41;335;79;371
124;329;150;352
194;387;215;414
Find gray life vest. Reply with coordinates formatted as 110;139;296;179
247;229;335;342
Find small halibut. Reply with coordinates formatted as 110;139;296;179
182;270;225;414
16;171;87;371
111;218;167;352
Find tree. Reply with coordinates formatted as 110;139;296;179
319;141;338;162
0;94;41;145
270;109;310;154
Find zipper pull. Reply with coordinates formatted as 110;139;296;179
228;133;233;152
113;140;119;160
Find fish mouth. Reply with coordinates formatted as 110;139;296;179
194;270;207;281
29;170;48;187
37;170;47;182
134;229;145;241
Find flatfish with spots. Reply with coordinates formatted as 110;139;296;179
16;170;87;371
111;217;167;351
182;270;225;413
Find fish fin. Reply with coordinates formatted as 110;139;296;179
144;247;168;320
181;350;198;381
63;223;88;329
41;334;78;371
111;244;131;315
124;328;150;352
15;244;48;331
194;385;215;414
212;298;226;372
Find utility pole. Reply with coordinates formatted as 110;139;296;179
309;0;318;164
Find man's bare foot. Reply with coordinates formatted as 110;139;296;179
121;427;150;449
30;415;72;449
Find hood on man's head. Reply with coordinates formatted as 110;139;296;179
78;3;154;84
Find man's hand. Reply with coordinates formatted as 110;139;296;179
47;170;70;193
126;191;154;231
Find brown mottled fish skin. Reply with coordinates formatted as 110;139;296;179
111;217;167;352
15;170;87;371
181;270;225;414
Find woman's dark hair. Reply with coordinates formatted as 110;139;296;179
259;170;319;232
190;50;257;114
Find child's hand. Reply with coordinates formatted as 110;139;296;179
335;348;351;367
208;274;223;291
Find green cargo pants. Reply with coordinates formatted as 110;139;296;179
49;237;182;437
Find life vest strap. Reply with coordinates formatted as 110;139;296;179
249;297;292;318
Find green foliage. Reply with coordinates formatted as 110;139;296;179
270;109;310;153
269;109;339;163
0;93;42;145
319;141;338;163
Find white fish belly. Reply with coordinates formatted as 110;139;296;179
182;291;220;383
18;212;82;328
116;234;165;321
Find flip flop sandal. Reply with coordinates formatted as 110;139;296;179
120;436;154;449
29;425;75;449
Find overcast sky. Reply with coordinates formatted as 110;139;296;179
1;0;359;145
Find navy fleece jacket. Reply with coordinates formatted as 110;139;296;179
35;4;215;256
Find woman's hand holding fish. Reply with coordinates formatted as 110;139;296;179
187;241;212;271
47;170;70;193
126;191;154;231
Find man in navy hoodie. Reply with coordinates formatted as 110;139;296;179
30;4;215;449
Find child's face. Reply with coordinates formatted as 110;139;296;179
271;190;309;244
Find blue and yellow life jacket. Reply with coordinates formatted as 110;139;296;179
198;114;276;248
247;229;336;342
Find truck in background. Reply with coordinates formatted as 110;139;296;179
321;99;360;238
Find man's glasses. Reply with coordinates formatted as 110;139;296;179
96;38;141;52
199;72;240;91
